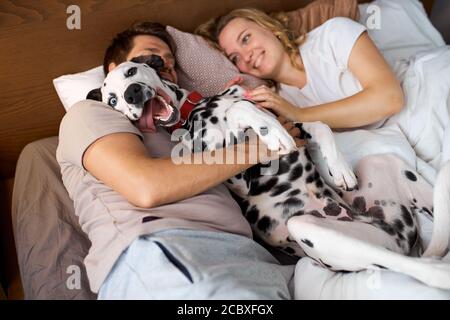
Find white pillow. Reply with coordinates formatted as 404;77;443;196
358;0;445;67
53;65;104;111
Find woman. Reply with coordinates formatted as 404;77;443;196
196;8;404;130
194;9;450;299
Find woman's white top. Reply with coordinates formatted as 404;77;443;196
279;17;369;119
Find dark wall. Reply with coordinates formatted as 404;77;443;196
430;0;450;44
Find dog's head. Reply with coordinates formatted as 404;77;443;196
87;55;180;131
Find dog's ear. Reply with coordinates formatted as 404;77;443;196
131;54;164;72
86;88;102;101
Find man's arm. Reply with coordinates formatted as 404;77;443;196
83;132;258;208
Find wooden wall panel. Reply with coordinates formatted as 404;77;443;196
0;0;319;179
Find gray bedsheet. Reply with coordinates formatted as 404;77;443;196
11;136;296;300
12;137;95;299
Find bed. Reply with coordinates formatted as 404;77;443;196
3;0;449;299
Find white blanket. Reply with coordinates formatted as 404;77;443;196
294;0;450;299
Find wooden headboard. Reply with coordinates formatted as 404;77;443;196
0;0;313;179
0;0;435;180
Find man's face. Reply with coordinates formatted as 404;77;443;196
109;35;178;84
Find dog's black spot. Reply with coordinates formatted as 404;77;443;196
404;170;417;181
407;230;418;249
337;216;352;221
413;198;417;203
304;162;312;172
210;116;218;124
296;123;312;140
323;202;342;216
422;207;433;216
270;183;291;197
291;210;304;218
249;177;279;196
165;83;183;100
315;179;324;188
367;206;385;220
393;219;405;232
86;88;102;101
257;216;278;233
352;196;367;213
304;148;312;162
283;247;296;254
323;189;333;198
401;205;414;227
246;205;259;224
301;239;314;248
201;109;212;119
288;164;303;181
221;88;230;96
287;151;299;163
306;173;315;184
374;200;380;205
276;197;304;209
226;178;233;184
368;182;373;188
288;189;301;197
306;210;323;218
374;220;396;236
277;160;291;175
200;128;207;138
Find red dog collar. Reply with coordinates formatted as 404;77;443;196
168;91;203;133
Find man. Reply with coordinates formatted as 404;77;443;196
57;21;300;299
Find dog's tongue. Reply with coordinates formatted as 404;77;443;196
136;100;157;133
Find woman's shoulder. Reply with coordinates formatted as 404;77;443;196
301;17;366;51
307;17;365;40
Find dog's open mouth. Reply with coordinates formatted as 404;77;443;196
138;88;179;132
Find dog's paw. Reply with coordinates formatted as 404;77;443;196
256;119;297;154
325;151;358;191
227;102;297;154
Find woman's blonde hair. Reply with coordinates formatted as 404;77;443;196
195;8;306;71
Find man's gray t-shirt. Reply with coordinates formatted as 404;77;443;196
56;100;252;293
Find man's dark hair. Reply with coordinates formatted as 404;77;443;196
103;21;176;75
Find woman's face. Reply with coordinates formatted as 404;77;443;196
218;18;286;79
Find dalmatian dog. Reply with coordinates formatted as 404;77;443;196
88;56;450;289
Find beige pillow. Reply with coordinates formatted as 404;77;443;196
272;0;360;38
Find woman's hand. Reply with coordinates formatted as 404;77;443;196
244;85;298;121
